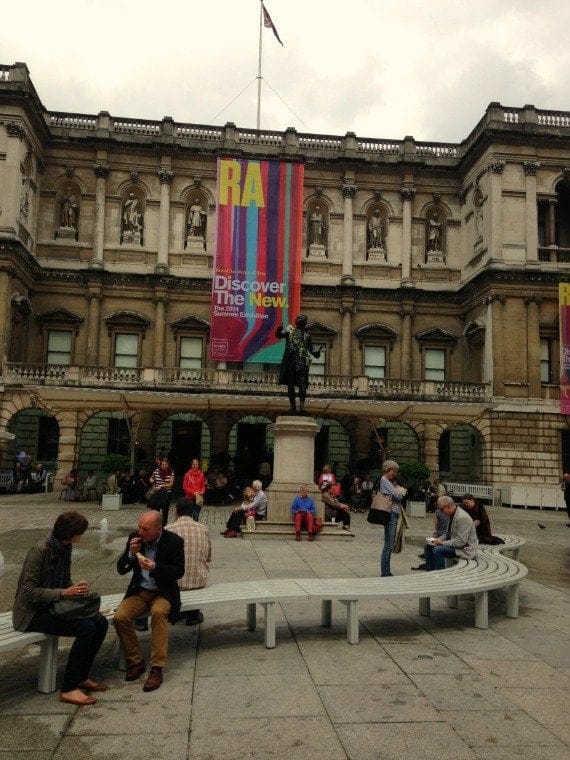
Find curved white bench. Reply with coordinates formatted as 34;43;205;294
295;534;527;644
0;536;527;692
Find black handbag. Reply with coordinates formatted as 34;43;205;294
49;592;102;620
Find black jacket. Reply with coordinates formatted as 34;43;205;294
117;529;185;619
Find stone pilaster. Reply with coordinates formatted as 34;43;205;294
55;410;81;486
341;181;356;277
488;160;505;259
85;290;102;365
400;185;415;283
91;163;109;268
157;169;174;274
400;305;414;379
523;161;540;262
339;294;357;376
2;122;28;235
153;291;167;367
0;270;12;363
525;296;541;398
490;295;506;396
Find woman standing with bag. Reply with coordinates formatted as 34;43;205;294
182;458;206;521
12;511;108;706
148;457;175;526
372;460;406;577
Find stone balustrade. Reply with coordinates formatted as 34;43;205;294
1;362;491;402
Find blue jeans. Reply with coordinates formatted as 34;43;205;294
424;543;457;570
380;511;398;576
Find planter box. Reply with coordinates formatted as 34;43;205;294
101;493;122;511
408;501;426;518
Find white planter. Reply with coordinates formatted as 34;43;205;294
102;493;122;511
408;501;426;518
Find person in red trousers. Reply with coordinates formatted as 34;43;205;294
291;485;316;541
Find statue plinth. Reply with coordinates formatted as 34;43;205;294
185;236;205;253
56;226;76;240
267;415;323;521
122;230;141;245
426;250;445;264
367;246;386;261
308;244;326;258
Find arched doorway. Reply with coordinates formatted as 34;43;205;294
2;408;59;473
438;424;484;482
314;418;351;480
229;415;273;485
155;412;211;475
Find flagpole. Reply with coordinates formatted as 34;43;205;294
256;1;263;130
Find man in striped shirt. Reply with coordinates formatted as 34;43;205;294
166;497;211;625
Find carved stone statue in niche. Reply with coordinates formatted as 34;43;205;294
425;211;445;263
56;186;80;240
473;189;484;244
367;207;386;261
307;204;327;257
185;195;208;251
121;192;143;245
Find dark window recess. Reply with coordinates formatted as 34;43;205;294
107;418;130;456
37;416;59;462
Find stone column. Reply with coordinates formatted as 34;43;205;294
156;169;174;274
85;290;102;365
55;410;80;487
91;163;109;269
341;181;356;277
523;161;540;263
267;416;321;520
400;185;415;284
423;421;440;479
400;305;414;379
488;160;505;259
0;269;12;363
525;296;541;398
547;199;557;247
153;291;167;367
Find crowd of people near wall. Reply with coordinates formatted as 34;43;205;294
5;446;49;494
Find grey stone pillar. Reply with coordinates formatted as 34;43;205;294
523;161;540;263
156;169;174;274
341;181;356;277
400;185;415;283
91;163;109;268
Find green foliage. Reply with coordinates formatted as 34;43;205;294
398;460;430;487
100;453;131;474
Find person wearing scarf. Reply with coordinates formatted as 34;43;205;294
148;457;175;525
12;511;108;706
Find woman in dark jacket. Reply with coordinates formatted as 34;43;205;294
12;511;108;706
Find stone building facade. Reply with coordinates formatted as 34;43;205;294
1;62;569;505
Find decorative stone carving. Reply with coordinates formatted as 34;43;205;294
400;185;416;202
94;163;109;178
56;185;80;240
185;195;207;249
488;160;506;174
121;192;143;245
473;188;484;244
523;161;540;176
64;166;74;178
341;182;356;199
158;169;174;185
425;211;445;264
5;121;26;140
307;203;327;256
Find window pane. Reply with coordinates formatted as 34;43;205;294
309;351;325;376
47;330;72;365
180;337;203;370
364;346;385;379
540;339;550;383
114;334;138;368
424;349;445;380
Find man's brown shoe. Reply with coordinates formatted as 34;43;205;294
125;660;146;681
142;666;163;692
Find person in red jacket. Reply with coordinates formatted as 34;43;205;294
182;458;206;521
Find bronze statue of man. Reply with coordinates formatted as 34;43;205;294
275;314;321;414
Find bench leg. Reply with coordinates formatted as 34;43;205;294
247;602;256;632
506;584;519;618
447;594;458;609
419;597;430;617
261;602;276;648
321;599;332;628
474;591;488;629
38;636;58;694
343;600;359;644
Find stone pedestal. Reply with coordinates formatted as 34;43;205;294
122;230;141;245
426;249;445;265
308;244;326;258
185;236;205;253
367;246;386;261
56;226;77;240
267;415;323;521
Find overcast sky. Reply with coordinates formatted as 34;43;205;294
2;0;569;143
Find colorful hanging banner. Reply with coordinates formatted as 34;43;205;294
560;283;570;413
210;158;304;363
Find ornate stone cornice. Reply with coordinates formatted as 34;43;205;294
94;163;110;178
5;121;26;140
523;160;540;176
341;182;357;199
524;295;542;306
158;169;174;185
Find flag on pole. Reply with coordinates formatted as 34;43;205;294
262;2;283;46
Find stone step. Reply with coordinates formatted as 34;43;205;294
240;520;355;541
